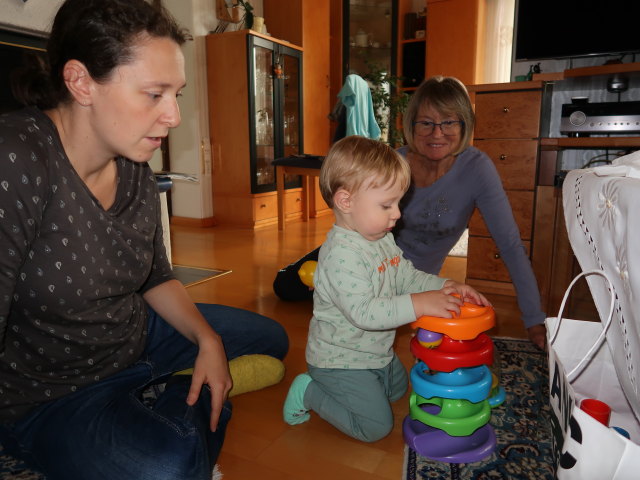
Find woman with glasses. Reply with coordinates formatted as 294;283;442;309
273;76;545;349
395;76;545;349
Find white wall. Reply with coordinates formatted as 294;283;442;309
0;0;64;36
163;0;215;220
164;0;263;220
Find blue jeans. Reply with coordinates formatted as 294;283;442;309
0;303;289;480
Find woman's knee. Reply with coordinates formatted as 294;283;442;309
195;303;289;359
95;385;229;479
153;399;231;479
260;318;289;359
104;399;232;480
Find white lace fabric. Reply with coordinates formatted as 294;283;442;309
563;150;640;421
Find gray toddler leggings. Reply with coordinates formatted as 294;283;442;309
306;354;408;442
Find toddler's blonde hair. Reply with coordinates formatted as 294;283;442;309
319;135;411;209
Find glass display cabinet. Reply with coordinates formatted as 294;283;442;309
206;31;303;227
342;0;397;79
250;35;303;193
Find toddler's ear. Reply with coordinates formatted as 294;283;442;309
333;188;351;213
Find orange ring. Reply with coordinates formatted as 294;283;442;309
411;302;495;340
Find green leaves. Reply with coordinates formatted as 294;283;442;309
362;60;410;147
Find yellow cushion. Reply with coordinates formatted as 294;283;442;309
173;354;285;397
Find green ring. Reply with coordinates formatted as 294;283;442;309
409;391;491;436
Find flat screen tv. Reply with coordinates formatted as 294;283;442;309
513;0;640;62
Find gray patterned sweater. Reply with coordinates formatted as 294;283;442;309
0;107;174;421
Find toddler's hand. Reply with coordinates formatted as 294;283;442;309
442;280;491;307
411;289;464;318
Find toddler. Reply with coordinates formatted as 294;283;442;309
282;135;489;442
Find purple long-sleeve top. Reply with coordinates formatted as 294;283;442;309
394;145;545;328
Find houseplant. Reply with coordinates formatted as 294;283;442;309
362;60;410;147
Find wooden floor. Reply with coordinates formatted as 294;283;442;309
170;214;527;480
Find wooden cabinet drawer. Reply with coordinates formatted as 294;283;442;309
285;189;303;215
473;139;538;190
474;90;542;139
468;190;534;240
466;236;531;283
253;193;277;221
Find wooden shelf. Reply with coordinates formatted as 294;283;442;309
209;28;303;51
564;62;640;79
349;45;391;52
540;137;640;149
400;38;426;44
530;62;640;82
467;80;545;93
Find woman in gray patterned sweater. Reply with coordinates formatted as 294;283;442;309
0;1;288;479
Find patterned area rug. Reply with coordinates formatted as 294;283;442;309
404;337;554;480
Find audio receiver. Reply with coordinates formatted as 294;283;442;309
560;99;640;137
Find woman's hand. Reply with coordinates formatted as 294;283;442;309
143;279;232;432
186;333;233;432
527;323;547;350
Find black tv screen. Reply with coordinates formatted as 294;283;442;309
514;1;640;61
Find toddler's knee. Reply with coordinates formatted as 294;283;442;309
389;382;408;403
353;418;393;443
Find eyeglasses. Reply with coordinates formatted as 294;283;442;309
413;120;464;136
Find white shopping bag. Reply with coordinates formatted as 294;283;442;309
547;270;640;480
563;165;640;421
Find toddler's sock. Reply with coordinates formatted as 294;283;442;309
283;373;313;425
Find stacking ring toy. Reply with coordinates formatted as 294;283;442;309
488;373;506;408
403;408;496;463
411;301;495;340
410;361;492;403
409;392;491;436
417;329;443;348
410;333;494;372
297;260;317;288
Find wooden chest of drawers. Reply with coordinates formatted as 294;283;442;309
473;90;542;139
252;190;304;226
466;86;543;296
